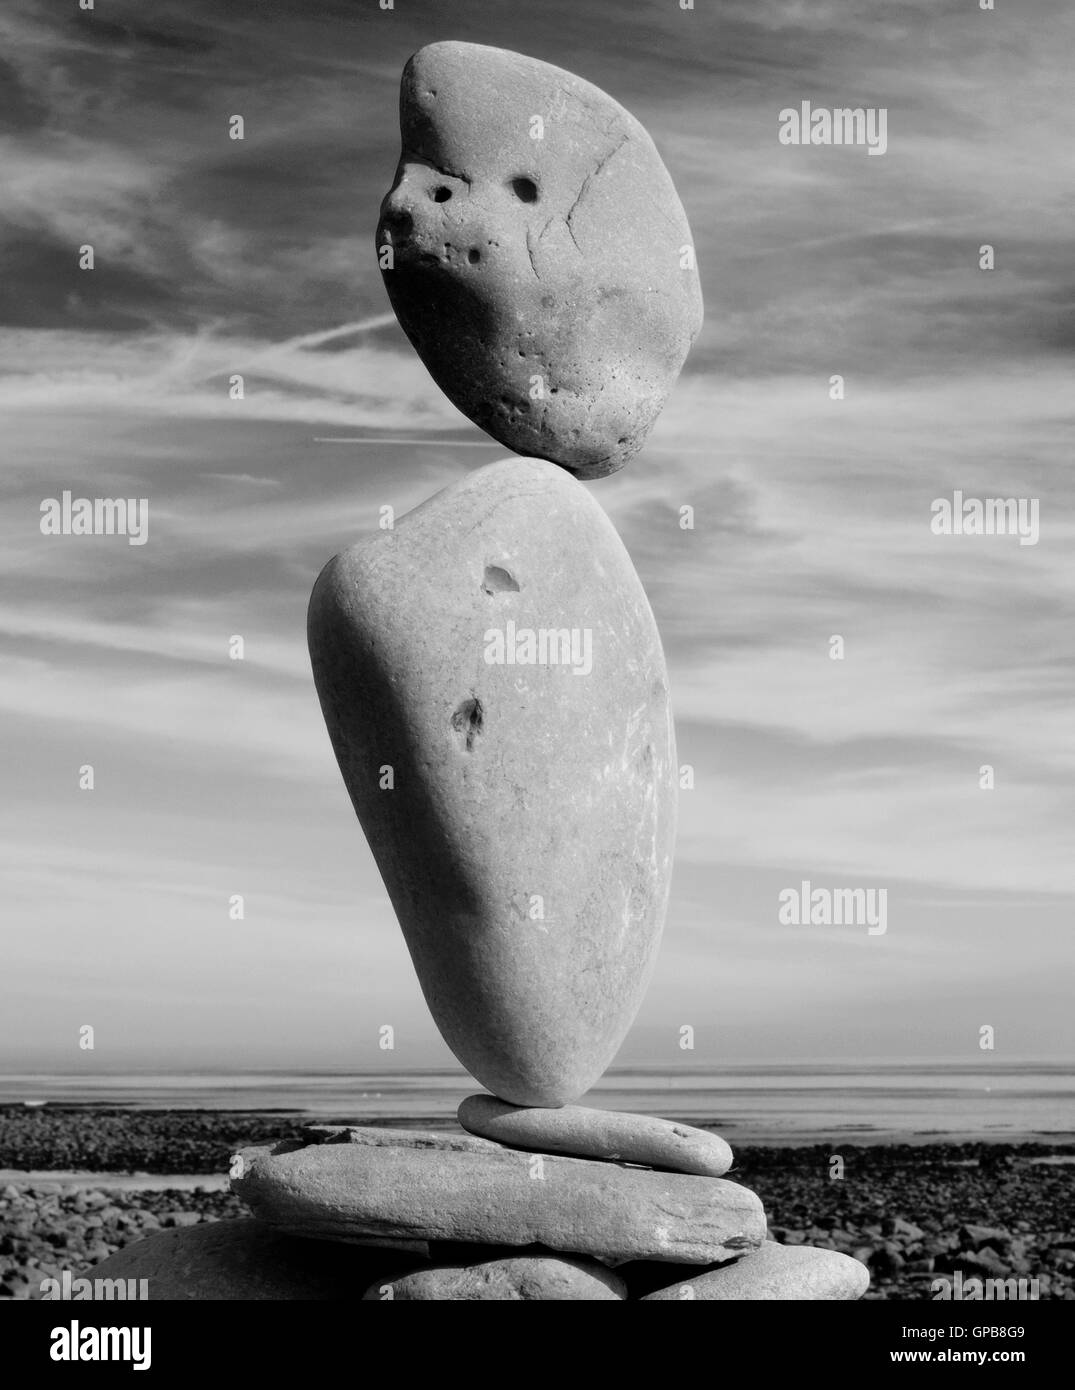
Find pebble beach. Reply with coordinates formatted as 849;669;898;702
1;1107;1071;1301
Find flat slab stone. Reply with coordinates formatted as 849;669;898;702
82;1220;421;1301
458;1094;733;1176
308;457;677;1108
640;1241;871;1300
377;41;703;477
232;1133;764;1265
363;1254;626;1301
301;1124;500;1155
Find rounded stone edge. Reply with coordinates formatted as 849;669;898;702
639;1243;872;1301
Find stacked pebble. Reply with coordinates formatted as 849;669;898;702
89;1107;868;1299
88;42;868;1302
376;41;704;477
240;1105;868;1299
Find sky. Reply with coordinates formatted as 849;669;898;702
1;0;1072;1078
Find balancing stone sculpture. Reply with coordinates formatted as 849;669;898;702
89;42;869;1301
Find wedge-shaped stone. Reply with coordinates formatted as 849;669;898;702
301;1124;500;1155
308;458;676;1107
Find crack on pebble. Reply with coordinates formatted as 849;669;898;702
565;133;630;234
525;231;541;278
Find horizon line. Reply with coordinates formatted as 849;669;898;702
2;1059;1071;1079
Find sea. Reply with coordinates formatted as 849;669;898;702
1;1064;1072;1145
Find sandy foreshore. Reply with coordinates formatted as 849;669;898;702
1;1107;1071;1300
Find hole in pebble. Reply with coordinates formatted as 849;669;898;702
482;565;520;596
432;186;452;202
468;248;481;263
450;697;483;752
511;176;539;203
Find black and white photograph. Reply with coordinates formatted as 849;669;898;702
0;0;1071;1358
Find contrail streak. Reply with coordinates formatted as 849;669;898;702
282;315;399;351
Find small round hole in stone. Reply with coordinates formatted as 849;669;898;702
432;186;452;202
510;177;538;203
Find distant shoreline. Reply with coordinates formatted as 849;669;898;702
3;1063;1069;1145
1;1106;1073;1175
4;1102;1074;1144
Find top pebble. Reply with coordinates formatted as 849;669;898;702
376;41;704;479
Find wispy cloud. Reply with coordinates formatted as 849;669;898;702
1;0;1071;1070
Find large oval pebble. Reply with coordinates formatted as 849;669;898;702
308;458;676;1107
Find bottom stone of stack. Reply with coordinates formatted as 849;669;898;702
83;1219;415;1300
82;1221;868;1301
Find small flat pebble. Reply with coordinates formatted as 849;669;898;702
458;1095;732;1176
